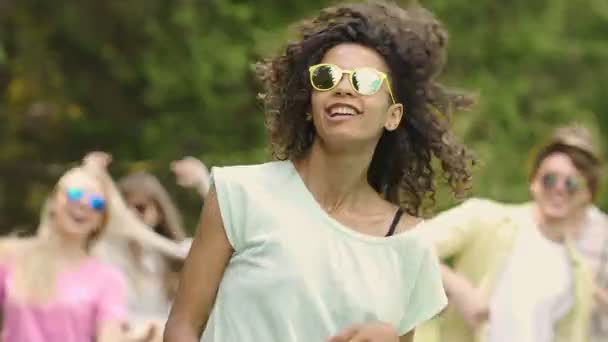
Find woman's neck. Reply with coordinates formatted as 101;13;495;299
295;141;376;213
38;226;88;261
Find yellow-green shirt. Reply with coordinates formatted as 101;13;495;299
414;199;593;342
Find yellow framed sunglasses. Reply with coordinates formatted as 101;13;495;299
308;63;396;104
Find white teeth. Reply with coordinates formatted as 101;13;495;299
329;105;357;116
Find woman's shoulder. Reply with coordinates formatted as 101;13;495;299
370;194;422;236
370;197;428;249
211;160;296;192
212;160;291;179
393;211;423;236
453;197;515;214
0;236;34;261
391;225;438;272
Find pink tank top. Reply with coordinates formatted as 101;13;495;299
0;258;127;342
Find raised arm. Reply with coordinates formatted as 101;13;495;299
418;198;497;259
82;152;187;260
171;157;211;199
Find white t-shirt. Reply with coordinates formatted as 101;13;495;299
201;161;447;341
488;210;573;342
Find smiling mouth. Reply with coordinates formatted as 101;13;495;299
545;197;569;207
326;104;361;118
67;210;89;224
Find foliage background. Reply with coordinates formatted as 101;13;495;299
1;0;606;233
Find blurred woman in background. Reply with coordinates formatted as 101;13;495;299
110;171;187;324
416;124;604;342
86;152;211;340
0;165;155;341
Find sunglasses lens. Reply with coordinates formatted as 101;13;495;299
90;196;106;212
66;187;84;201
352;68;383;95
565;176;581;194
311;65;341;90
541;173;557;189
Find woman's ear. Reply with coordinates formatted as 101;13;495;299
384;103;404;131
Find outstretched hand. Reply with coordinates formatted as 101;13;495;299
123;321;162;342
83;151;112;170
171;156;210;197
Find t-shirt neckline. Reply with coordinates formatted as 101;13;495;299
283;160;420;244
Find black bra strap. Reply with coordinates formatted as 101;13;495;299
385;208;404;237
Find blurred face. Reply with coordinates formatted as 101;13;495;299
126;193;160;229
530;152;592;222
52;169;106;243
309;43;403;149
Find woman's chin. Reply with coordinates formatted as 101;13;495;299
541;205;570;222
54;224;91;243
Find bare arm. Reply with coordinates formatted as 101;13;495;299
418;198;498;259
106;202;187;260
164;187;233;342
441;263;470;297
440;264;489;329
81;154;187;260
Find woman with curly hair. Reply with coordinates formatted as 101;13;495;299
165;1;474;341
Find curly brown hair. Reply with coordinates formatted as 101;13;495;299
256;1;475;215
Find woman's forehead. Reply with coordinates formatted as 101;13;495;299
126;192;152;203
59;169;103;193
321;43;389;72
538;152;580;174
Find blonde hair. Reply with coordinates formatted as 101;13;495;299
118;171;186;300
13;167;111;304
118;172;186;241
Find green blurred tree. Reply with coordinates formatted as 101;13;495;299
0;0;606;233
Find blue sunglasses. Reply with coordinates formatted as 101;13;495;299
65;187;106;212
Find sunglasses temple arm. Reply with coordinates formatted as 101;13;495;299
385;77;396;104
